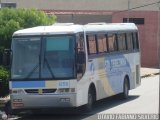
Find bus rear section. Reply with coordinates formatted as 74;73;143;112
83;25;141;102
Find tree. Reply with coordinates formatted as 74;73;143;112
0;8;56;97
0;8;56;64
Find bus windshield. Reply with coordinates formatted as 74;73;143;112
11;35;76;80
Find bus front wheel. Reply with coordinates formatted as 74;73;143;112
85;89;94;112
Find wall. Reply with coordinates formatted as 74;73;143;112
1;0;159;11
113;11;159;67
56;14;112;24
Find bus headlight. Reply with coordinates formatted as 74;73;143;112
11;89;25;94
57;88;75;93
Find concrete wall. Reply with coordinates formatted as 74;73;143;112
1;0;159;11
56;14;112;24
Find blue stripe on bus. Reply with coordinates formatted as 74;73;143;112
12;81;45;88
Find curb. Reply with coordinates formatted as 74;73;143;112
0;101;6;110
0;96;10;109
141;72;160;78
0;102;5;107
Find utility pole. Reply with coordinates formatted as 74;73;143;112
127;0;130;22
157;0;160;117
158;0;160;116
158;0;160;69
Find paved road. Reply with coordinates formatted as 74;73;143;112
10;75;159;120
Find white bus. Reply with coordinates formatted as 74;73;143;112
9;23;141;113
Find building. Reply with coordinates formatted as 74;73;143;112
1;0;160;68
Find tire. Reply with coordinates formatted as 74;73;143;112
121;77;129;99
85;89;94;112
5;101;18;115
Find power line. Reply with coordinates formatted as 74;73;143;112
113;1;160;14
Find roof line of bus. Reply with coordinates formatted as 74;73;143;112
13;23;138;36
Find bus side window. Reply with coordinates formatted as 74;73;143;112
97;34;108;53
126;33;133;50
86;34;97;55
117;33;126;51
132;32;139;50
108;33;118;52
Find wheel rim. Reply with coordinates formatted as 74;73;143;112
88;92;93;106
124;81;128;97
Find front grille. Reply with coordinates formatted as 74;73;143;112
25;89;38;94
25;89;57;94
42;89;57;93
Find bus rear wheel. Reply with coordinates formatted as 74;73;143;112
121;77;129;99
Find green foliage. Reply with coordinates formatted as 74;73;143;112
0;8;56;96
0;8;56;61
0;66;9;97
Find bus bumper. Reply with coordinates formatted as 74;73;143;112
10;93;77;110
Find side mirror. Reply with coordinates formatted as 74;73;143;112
3;49;11;66
77;51;86;75
77;51;85;64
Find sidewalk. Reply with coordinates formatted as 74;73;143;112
141;67;160;77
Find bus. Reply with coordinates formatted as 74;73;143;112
9;23;141;113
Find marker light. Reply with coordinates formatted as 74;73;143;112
57;88;75;93
11;89;25;94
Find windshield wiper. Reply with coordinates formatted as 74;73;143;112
44;56;55;79
24;63;39;79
